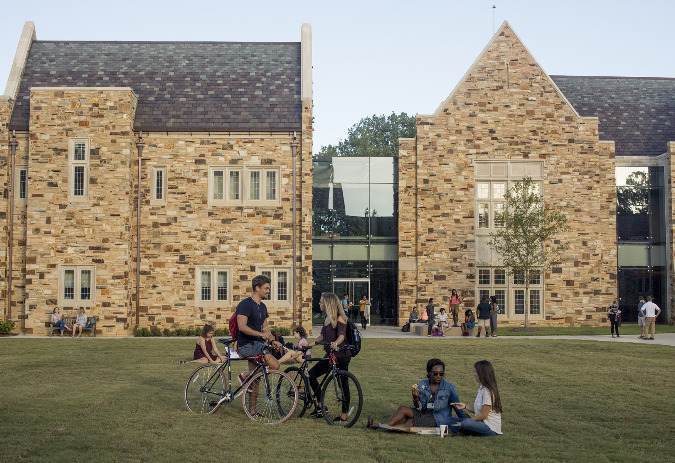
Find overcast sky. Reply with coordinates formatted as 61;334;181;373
1;0;673;151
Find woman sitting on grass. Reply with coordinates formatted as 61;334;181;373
193;324;227;364
366;358;465;429
451;360;502;436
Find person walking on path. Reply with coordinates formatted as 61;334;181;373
640;296;661;340
608;301;620;338
476;296;492;338
359;294;370;330
425;298;436;337
449;289;462;327
489;296;499;337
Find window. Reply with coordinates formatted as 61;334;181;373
15;167;27;202
478;203;489;228
209;166;280;206
59;265;95;306
68;138;89;201
258;267;291;305
151;167;167;205
478;269;490;285
195;266;232;306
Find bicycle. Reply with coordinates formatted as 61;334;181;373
283;342;363;427
184;338;298;424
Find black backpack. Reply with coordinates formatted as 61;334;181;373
401;322;411;333
344;318;362;357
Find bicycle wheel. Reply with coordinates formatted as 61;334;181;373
242;370;298;424
184;365;226;414
284;366;310;418
320;370;363;428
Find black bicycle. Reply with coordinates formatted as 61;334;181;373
284;343;363;427
184;338;298;424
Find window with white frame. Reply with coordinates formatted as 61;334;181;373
476;267;507;315
208;166;280;206
258;267;291;305
475;181;507;230
15;166;27;202
151;166;167;205
68;138;89;201
196;266;232;306
58;265;95;306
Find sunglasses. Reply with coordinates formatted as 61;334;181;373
431;371;445;377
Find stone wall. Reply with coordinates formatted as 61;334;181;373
398;23;617;326
24;88;137;335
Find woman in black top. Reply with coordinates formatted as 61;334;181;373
426;298;435;337
307;292;351;420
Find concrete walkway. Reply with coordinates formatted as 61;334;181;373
357;325;675;346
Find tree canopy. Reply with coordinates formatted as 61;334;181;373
487;177;569;327
317;112;416;157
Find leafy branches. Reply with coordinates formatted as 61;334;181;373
487;177;569;326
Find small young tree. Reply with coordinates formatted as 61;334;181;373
487;177;569;327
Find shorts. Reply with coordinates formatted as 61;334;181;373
238;341;265;359
478;318;490;329
412;408;437;427
638;317;645;327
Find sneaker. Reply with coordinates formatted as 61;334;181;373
309;408;324;418
637;335;644;339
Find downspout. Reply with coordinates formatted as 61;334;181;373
135;132;145;330
7;131;18;321
291;133;299;327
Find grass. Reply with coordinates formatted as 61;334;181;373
0;337;673;462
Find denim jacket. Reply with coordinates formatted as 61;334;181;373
414;378;465;426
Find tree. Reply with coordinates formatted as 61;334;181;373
487;177;569;327
317;112;416;157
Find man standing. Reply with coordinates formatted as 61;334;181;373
236;275;280;416
342;294;353;320
476;296;492;338
640;296;661;340
637;296;646;339
426;298;435;337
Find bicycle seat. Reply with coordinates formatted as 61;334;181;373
218;338;234;345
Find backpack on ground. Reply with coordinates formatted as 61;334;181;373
229;312;239;342
401;322;410;333
344;318;362;357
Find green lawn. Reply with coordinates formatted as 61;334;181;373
0;337;672;462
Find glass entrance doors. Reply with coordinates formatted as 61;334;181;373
332;278;370;326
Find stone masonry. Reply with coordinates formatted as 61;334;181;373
398;22;617;326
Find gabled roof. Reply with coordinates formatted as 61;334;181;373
551;76;675;157
9;41;302;132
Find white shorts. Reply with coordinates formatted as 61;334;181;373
638;317;646;327
478;318;490;329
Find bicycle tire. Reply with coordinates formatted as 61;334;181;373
184;365;226;414
320;370;363;428
242;370;298;424
284;366;310;418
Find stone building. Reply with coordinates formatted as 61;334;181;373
397;22;675;326
1;22;313;335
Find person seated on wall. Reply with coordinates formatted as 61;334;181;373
366;358;465;430
421;307;429;323
71;308;88;337
409;307;420;323
436;308;451;333
461;309;475;337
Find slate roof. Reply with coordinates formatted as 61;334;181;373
551;76;675;157
9;41;302;132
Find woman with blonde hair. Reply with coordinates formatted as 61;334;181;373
307;292;352;421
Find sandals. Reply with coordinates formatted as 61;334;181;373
366;414;379;429
250;412;264;419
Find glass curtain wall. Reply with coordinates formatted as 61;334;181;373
312;157;398;325
616;166;666;322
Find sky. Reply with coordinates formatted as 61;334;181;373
1;0;674;151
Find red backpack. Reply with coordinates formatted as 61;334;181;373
229;312;239;342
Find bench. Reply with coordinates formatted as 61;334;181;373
48;316;98;337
